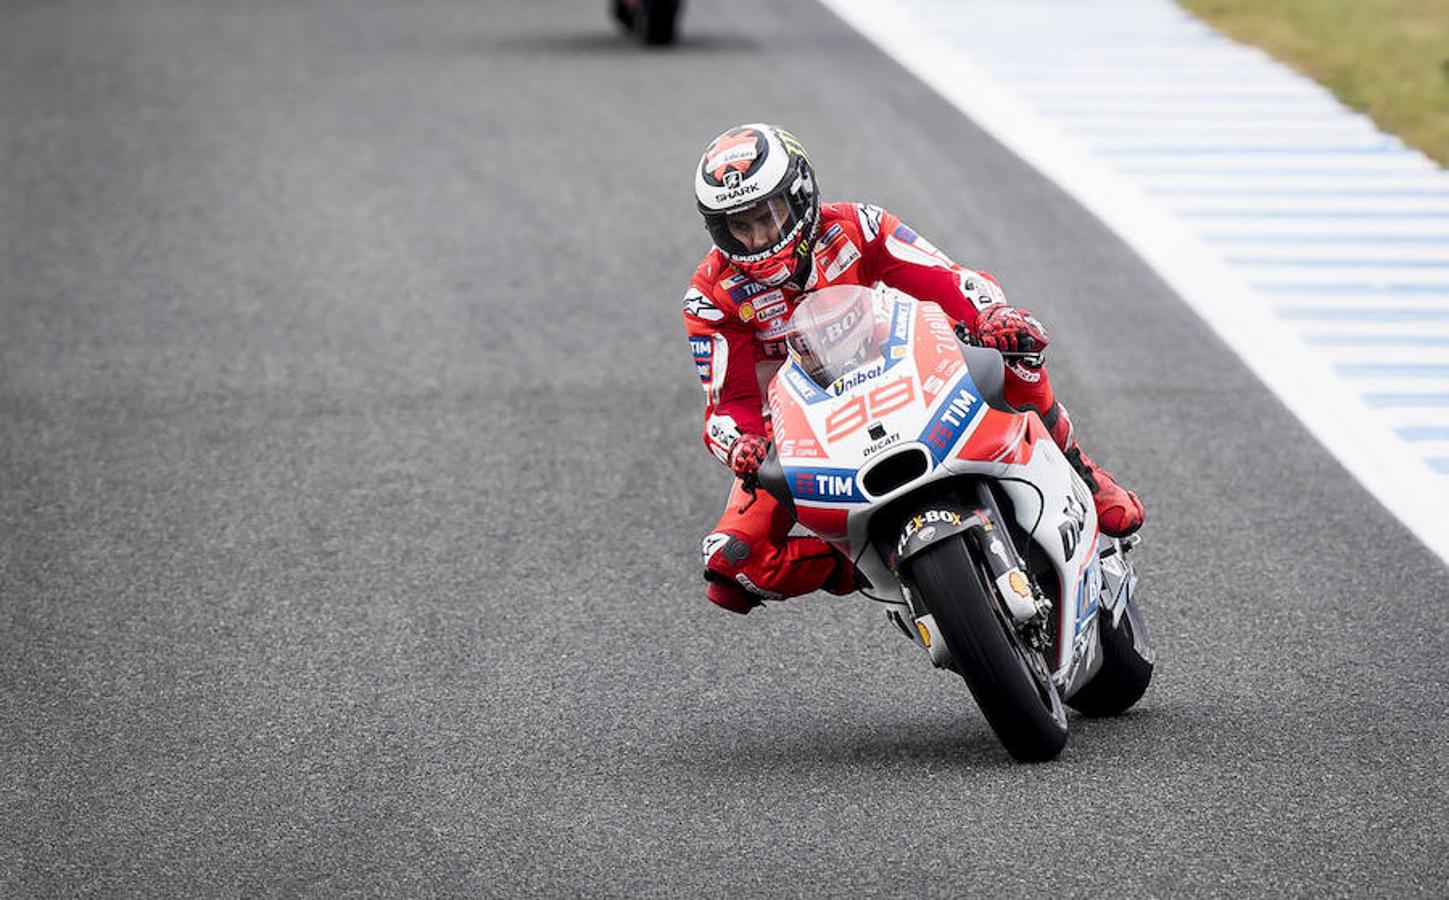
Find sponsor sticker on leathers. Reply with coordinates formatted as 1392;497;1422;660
753;292;788;322
824;240;861;280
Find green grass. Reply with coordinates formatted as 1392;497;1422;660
1179;0;1449;166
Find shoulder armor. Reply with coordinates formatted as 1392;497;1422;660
855;203;886;242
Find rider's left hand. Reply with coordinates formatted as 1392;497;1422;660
727;433;770;481
973;305;1051;355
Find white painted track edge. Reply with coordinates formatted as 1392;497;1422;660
816;0;1449;566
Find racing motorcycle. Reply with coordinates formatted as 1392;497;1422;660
755;285;1154;761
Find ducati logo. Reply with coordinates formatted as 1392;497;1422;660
1060;493;1089;559
723;170;742;190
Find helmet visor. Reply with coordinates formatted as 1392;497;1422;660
705;195;802;261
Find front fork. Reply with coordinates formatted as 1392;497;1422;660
891;483;1149;683
889;481;1051;668
959;481;1051;625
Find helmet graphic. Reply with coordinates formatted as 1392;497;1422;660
695;123;821;289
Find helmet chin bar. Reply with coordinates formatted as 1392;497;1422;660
737;257;792;287
722;210;813;284
735;226;818;289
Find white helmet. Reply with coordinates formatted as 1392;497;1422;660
694;123;821;288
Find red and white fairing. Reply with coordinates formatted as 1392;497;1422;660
768;285;1106;677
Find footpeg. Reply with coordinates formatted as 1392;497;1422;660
1099;532;1142;560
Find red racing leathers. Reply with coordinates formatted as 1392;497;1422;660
683;202;1130;614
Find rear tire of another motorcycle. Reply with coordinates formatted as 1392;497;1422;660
611;0;634;28
908;536;1069;762
1067;603;1154;717
635;0;680;45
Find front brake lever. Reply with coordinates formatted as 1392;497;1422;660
737;472;761;512
1001;350;1045;369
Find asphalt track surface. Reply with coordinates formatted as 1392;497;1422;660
2;1;1445;896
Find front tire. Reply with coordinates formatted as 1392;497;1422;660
907;537;1069;761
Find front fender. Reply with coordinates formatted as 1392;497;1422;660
887;498;984;570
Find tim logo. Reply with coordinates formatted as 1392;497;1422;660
793;471;855;498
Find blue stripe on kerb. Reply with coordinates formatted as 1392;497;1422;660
1050;110;1364;123
1254;282;1449;295
1276;308;1449;321
1335;363;1449;378
1230;258;1449;269
1397;427;1449;441
1305;335;1449;347
1363;394;1449;407
1047;103;1359;114
1152;187;1449;199
1121;167;1438;177
1182;210;1449;220
1427;458;1449;473
1029;92;1329;105
1099;145;1401;157
1205;234;1449;246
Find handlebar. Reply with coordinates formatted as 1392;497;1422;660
955;321;1045;369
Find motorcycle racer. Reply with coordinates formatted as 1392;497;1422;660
684;123;1144;614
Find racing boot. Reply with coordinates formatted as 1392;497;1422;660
1044;401;1144;538
703;535;859;615
821;550;863;595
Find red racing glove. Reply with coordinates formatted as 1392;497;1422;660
973;305;1051;355
727;434;770;481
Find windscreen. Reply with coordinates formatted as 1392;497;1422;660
785;285;886;388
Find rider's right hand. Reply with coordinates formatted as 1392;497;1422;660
728;433;770;481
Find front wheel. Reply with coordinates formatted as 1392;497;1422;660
907;536;1069;761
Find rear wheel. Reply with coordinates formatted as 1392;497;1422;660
1067;601;1154;717
907;536;1069;762
611;0;634;29
636;0;680;45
